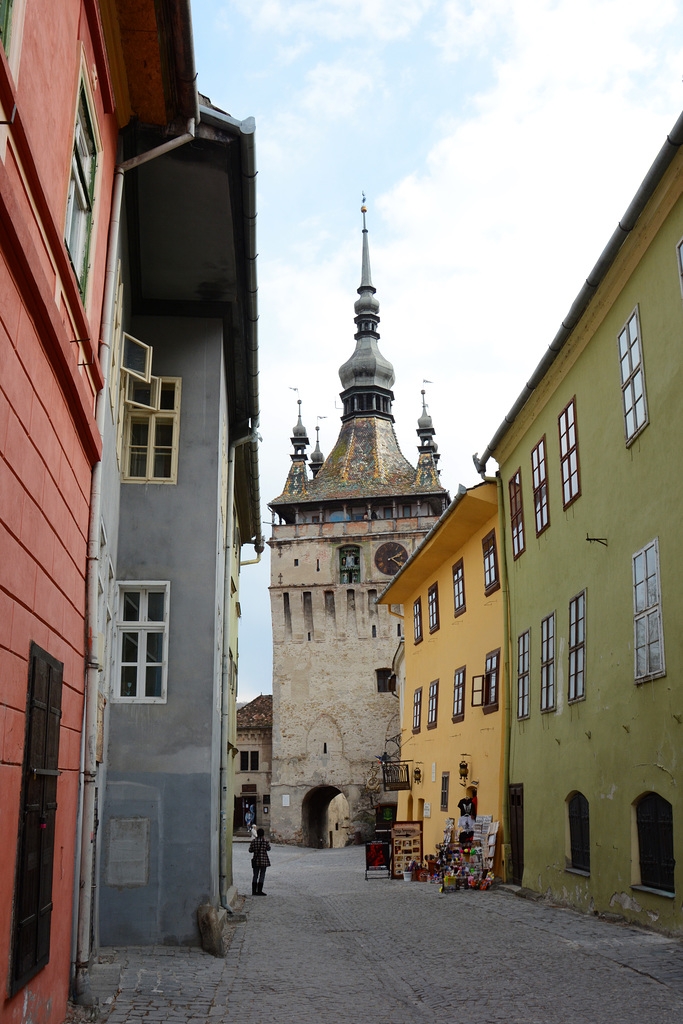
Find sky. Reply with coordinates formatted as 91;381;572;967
190;0;683;703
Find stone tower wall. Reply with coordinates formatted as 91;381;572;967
269;518;438;844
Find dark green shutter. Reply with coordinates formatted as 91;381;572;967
11;644;63;994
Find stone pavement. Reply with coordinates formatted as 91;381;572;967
73;842;683;1024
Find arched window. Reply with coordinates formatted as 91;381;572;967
339;546;360;584
636;792;674;893
567;792;590;872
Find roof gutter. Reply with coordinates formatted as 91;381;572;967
377;484;468;602
199;103;263;554
473;108;683;477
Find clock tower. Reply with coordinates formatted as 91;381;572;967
267;207;448;846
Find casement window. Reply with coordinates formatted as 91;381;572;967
114;583;170;702
508;469;525;558
540;612;555;711
471;650;500;711
452;559;465;617
452;667;465;722
618;308;648;444
636;793;674;893
427;680;439;727
633;539;665;681
568;591;586;701
440;772;450;812
677;238;683;302
413;597;423;644
250;751;259;771
65;85;98;295
484;649;499;710
482;530;500;595
10;644;63;995
428;582;440;632
376;668;395;693
340;545;360;583
558;398;580;508
240;750;249;771
517;630;530;720
122;372;182;484
568;792;590;873
531;436;549;535
0;0;13;49
412;687;422;731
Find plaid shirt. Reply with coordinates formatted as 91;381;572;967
249;836;271;867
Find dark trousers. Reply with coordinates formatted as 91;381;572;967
252;864;267;893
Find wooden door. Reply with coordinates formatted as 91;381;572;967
509;784;524;886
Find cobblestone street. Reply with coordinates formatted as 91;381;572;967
79;842;683;1024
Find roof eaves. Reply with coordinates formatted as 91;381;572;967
473;108;683;475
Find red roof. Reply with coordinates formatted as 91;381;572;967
236;694;273;729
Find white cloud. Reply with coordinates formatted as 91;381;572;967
230;0;434;41
198;0;683;699
300;60;378;119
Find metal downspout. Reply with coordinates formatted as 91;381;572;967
73;120;196;1005
495;471;512;882
220;431;257;910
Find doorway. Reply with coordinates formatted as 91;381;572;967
509;784;524;885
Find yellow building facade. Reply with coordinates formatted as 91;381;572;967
378;482;506;875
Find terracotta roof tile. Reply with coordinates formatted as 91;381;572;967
236;694;273;729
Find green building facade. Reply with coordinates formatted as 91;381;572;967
476;112;683;933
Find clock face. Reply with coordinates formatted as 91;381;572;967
375;541;409;576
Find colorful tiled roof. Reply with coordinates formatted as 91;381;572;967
271;416;445;505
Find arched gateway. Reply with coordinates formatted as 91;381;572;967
302;786;350;848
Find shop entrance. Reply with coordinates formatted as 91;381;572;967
234;795;258;831
301;786;349;847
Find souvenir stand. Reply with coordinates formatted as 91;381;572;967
431;815;498;891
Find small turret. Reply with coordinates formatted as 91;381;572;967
309;426;324;478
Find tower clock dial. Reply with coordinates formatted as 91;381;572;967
375;541;409;576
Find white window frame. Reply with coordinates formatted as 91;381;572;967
541;612;555;711
517;630;530;719
617;306;648;445
568;590;586;702
676;237;683;304
558;398;580;509
113;582;170;703
452;666;465;720
633;539;665;682
65;82;99;295
122;377;182;484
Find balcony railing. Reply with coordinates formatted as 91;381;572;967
382;762;411;791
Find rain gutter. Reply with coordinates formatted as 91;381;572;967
377;484;468;603
199;102;263;556
473;108;683;477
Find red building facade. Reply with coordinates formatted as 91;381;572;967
1;3;117;1021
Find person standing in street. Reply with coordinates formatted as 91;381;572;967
249;827;271;896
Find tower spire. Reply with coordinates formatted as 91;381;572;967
338;202;395;417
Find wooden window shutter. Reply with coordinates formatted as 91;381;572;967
11;644;63;994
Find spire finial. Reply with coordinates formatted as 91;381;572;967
359;196;374;292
